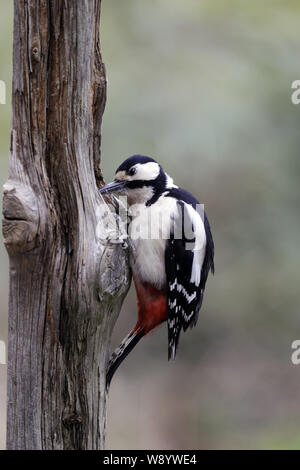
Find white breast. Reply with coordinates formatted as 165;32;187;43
128;196;178;288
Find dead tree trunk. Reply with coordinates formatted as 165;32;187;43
2;0;130;450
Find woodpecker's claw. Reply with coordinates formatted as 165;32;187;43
102;232;128;249
107;239;128;248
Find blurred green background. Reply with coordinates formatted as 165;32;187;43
1;0;300;450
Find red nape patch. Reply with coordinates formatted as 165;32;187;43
133;276;167;335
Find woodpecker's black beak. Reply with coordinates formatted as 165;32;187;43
99;180;127;194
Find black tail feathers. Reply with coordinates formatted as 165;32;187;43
168;326;181;361
106;329;144;389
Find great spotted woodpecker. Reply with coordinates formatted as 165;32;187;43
100;155;214;388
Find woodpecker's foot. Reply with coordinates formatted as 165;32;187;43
102;232;128;249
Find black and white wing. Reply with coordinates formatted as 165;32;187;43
165;190;214;360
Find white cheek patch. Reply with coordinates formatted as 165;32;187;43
133;162;160;181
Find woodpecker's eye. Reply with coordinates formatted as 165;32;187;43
128;167;137;177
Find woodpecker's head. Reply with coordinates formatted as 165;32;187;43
100;154;174;205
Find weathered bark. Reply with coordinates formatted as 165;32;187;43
2;0;130;450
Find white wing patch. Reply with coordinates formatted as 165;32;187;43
191;254;201;286
184;203;207;287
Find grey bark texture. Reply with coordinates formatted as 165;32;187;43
2;0;130;450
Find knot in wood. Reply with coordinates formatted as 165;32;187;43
2;180;40;254
63;414;83;428
31;43;41;62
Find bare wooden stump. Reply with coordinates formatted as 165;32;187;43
2;0;130;450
